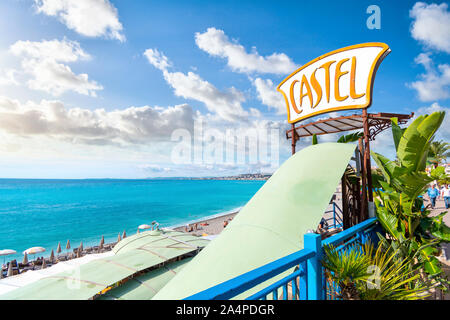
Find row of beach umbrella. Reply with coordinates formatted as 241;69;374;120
1;223;159;277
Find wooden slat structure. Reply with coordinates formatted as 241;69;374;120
286;112;413;141
287;110;414;228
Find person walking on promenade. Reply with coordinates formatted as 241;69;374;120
441;184;450;209
427;184;440;209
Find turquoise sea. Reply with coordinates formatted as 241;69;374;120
0;179;265;262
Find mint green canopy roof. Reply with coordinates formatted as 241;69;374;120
0;231;209;300
98;257;193;300
153;143;356;299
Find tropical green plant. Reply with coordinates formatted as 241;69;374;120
371;111;450;290
337;131;364;143
322;241;429;300
428;140;450;168
311;131;363;145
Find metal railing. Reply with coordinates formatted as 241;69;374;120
323;202;343;230
185;217;380;300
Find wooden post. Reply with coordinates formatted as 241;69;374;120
358;138;368;221
362;109;373;202
291;123;297;155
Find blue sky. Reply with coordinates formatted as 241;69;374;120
0;0;448;178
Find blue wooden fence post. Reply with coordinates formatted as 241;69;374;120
332;202;336;229
299;261;307;300
304;233;323;300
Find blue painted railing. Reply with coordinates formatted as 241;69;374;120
323;202;343;230
186;217;380;300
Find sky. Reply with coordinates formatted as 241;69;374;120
0;0;448;178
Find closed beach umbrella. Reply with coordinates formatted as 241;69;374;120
56;242;62;254
7;262;13;277
78;242;83;254
50;249;55;262
117;233;121;242
99;236;104;249
122;230;127;239
66;240;71;250
22;252;28;265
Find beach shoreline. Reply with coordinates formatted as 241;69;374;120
172;210;239;236
1;206;241;274
168;206;240;231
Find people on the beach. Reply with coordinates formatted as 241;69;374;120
427;184;440;208
441;184;450;209
223;220;228;228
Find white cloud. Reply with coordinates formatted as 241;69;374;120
410;2;450;53
10;38;90;62
143;49;171;71
0;95;194;146
138;164;173;174
252;78;286;114
144;48;249;122
195;27;298;74
10;39;103;97
0;69;19;86
34;0;125;42
409;52;450;101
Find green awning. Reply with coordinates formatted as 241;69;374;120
0;230;209;300
153;143;356;299
98;257;193;300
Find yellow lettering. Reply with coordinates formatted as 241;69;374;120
289;80;302;114
319;60;335;103
310;69;322;108
350;56;365;99
299;74;313;108
334;58;349;102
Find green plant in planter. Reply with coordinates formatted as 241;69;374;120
371;111;450;289
322;241;429;300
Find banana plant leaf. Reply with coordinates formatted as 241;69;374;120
419;246;442;276
391;118;405;152
428;212;450;241
430;166;447;181
375;199;402;240
395;171;434;202
337;131;363;143
397;112;445;172
371;152;402;185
